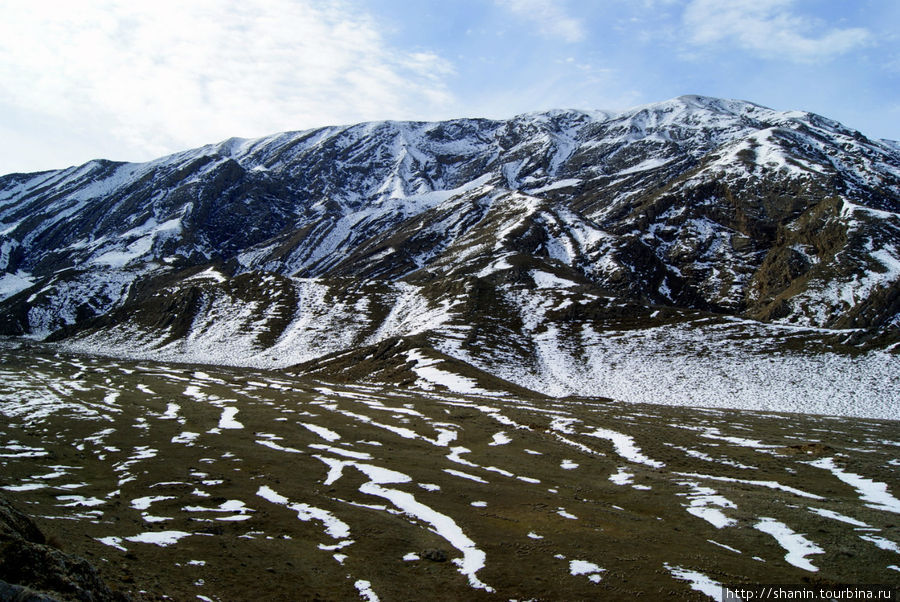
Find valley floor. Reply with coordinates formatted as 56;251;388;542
0;346;898;600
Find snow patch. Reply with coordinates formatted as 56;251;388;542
807;457;900;513
754;517;824;572
569;559;604;583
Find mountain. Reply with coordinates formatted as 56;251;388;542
0;95;898;416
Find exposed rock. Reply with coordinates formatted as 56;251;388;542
0;496;129;602
421;549;448;562
0;580;59;602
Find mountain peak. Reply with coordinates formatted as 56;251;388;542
0;95;897;360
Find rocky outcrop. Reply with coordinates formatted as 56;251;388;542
0;496;128;602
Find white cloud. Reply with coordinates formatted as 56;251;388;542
683;0;870;62
496;0;585;43
0;0;455;171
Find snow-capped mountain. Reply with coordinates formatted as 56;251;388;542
0;95;898;412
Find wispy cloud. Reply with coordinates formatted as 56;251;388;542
496;0;585;43
683;0;870;62
0;0;455;165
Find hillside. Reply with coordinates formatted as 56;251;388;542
0;95;898;416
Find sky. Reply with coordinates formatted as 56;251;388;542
0;0;897;175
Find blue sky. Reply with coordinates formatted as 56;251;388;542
0;0;897;174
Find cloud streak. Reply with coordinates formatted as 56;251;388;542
496;0;585;43
683;0;870;62
0;0;455;166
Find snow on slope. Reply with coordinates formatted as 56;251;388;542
0;271;34;301
52;270;900;420
436;287;900;420
3;95;899;420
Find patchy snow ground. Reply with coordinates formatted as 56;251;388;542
45;272;900;421
481;295;900;420
754;517;824;572
0;348;898;599
806;457;900;513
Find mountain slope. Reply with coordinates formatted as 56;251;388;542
1;95;898;414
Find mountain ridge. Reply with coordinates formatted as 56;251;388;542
1;95;898;415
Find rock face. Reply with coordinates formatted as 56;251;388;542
0;496;127;602
0;95;897;400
